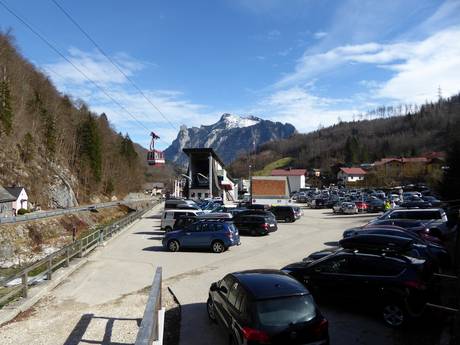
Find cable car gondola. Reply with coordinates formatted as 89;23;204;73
147;131;165;166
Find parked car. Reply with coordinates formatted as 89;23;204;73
282;249;434;327
207;270;329;345
311;198;328;209
367;198;385;212
421;196;442;207
370;208;451;239
162;220;240;253
161;209;201;231
340;230;450;270
355;201;368;213
233;214;278;236
340;202;358;214
269;206;300;223
365;219;442;243
172;212;233;231
164;199;199;210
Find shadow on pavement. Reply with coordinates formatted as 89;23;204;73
180;302;226;345
325;214;376;219
143;245;165;252
144;215;162;219
63;314;141;345
323;241;339;246
133;231;164;235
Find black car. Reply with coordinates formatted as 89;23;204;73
339;231;450;270
269;206;300;223
365;219;442;243
207;270;329;345
282;250;434;327
233;214;278;235
367;198;385;212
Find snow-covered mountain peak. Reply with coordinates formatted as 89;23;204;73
220;113;261;129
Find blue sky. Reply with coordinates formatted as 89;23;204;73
1;0;459;149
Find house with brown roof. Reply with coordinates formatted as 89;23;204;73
271;168;307;192
373;154;445;179
337;167;367;183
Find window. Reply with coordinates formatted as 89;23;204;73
165;212;174;219
201;223;209;232
316;257;351;274
219;275;233;297
198;192;202;198
216;224;224;232
256;295;316;327
228;281;239;306
174;212;186;219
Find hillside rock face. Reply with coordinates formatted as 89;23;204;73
164;114;296;165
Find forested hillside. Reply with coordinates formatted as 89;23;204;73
228;94;460;178
0;32;147;208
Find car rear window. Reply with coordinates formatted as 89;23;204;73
256;295;316;327
392;210;441;220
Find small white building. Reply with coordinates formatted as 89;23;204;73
5;186;28;211
337;167;366;183
271;168;307;193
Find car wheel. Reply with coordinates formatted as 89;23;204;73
211;240;225;253
207;297;217;323
164;226;172;232
285;216;292;223
382;302;406;327
168;240;180;252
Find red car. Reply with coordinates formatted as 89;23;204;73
355;201;368;212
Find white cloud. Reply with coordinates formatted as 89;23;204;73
313;31;328;39
42;49;217;149
277;26;460;103
251;87;356;132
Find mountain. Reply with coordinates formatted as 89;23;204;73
228;94;460;180
164;113;296;165
0;32;147;208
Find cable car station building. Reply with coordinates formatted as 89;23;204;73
183;148;237;203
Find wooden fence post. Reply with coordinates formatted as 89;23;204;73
47;257;52;280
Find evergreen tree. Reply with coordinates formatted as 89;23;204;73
0;76;13;135
78;114;102;182
344;136;360;164
119;134;138;167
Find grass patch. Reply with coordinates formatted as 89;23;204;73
253;157;293;176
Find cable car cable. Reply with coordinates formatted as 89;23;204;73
51;0;179;132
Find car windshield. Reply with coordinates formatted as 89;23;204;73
256;295;316;327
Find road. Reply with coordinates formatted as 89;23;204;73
0;204;410;345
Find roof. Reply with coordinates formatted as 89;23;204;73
232;269;308;300
4;187;25;198
0;186;16;202
271;168;307;176
182;148;225;167
339;167;367;175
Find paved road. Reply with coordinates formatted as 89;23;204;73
0;204;407;345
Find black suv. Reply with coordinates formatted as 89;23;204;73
207;270;329;345
282;250;434;327
269;206;301;223
233;213;278;236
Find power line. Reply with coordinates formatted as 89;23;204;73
0;0;170;147
51;0;179;132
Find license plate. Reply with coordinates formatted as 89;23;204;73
270;224;275;227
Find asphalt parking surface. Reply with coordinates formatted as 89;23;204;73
151;207;409;345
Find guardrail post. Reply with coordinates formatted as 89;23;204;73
78;240;83;258
47;257;52;280
66;247;70;267
22;271;28;298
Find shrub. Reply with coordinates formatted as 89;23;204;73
17;208;29;215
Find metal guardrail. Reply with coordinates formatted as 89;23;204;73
0;201;160;306
0;198;157;224
135;267;163;345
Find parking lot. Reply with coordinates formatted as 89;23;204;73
0;204;445;345
149;206;441;345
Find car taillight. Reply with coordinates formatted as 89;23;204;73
313;318;328;337
403;280;426;290
226;230;233;239
242;327;270;343
260;223;269;230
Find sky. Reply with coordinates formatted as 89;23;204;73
0;0;459;149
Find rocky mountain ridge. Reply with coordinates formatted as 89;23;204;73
164;113;296;165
